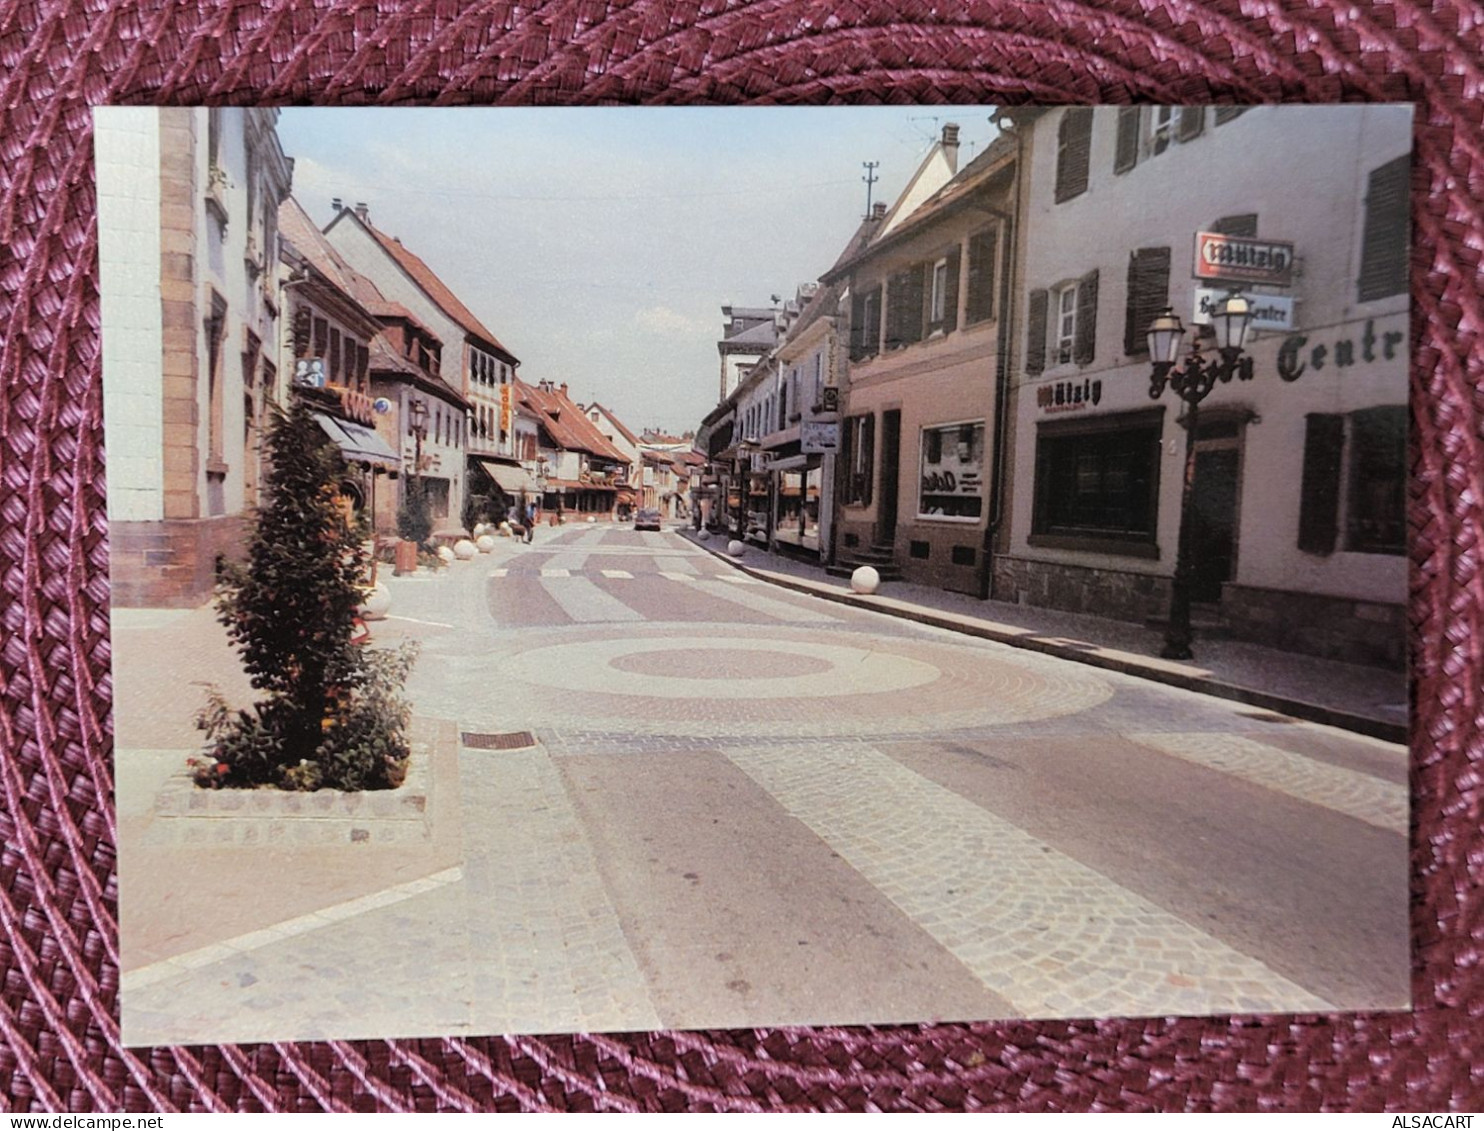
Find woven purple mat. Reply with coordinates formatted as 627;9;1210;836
1;0;1479;1112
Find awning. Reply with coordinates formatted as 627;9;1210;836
314;413;400;471
477;459;537;495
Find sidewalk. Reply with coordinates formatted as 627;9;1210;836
680;529;1409;744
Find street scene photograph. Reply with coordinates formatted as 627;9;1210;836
97;104;1411;1046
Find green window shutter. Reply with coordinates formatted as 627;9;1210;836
1124;247;1171;356
1074;268;1100;365
1026;289;1049;376
1114;107;1140;174
1358;155;1410;302
1297;413;1344;555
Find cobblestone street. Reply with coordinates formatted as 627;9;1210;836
116;521;1409;1045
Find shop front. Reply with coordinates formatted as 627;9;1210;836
770;454;824;556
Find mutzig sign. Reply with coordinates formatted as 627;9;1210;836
1193;232;1296;287
1193;288;1294;332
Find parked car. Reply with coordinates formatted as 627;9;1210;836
634;508;663;532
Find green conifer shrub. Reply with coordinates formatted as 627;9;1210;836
195;398;419;791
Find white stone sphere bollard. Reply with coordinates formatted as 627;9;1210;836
697;529;709;540
498;521;513;537
358;581;392;620
587;515;596;523
436;545;455;564
850;565;881;595
476;534;496;554
454;539;478;560
473;523;489;537
727;539;745;557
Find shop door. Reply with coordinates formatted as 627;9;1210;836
1190;446;1240;603
879;410;901;545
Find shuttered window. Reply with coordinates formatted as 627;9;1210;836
1177;106;1205;141
1214;106;1249;125
844;414;875;505
1298;414;1343;555
930;248;961;333
1114;107;1140;174
1210;213;1258;238
1124;247;1172;356
849;285;883;360
1358;155;1410;302
1055;108;1094;203
886;267;927;348
1073;269;1099;365
1345;406;1407;554
1026;289;1049;376
965;229;997;324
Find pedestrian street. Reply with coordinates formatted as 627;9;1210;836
119;522;1409;1046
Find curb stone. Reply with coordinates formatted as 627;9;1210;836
682;532;1406;745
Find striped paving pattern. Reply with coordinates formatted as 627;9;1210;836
1126;732;1409;835
724;742;1335;1019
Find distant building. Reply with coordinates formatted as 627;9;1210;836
324;204;521;531
516;380;632;520
717;305;777;401
99;108;292;606
826;123;1017;591
583;402;642;518
276;197;401;532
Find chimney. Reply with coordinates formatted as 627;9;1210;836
332;196;343;212
559;382;568;398
871;201;887;221
941;122;961;173
354;202;369;223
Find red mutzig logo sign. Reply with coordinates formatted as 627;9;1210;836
1193;231;1296;286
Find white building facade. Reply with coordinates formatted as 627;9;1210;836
996;105;1410;667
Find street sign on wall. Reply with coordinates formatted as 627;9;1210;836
801;420;840;454
1193;288;1294;331
1192;231;1296;287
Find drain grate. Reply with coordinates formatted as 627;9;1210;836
462;730;537;750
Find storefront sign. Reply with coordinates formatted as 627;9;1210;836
1036;377;1103;413
1193;232;1296;286
1193;289;1294;331
801;420;840;453
1276;317;1406;382
499;384;514;433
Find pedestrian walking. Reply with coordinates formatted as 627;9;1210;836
524;500;536;543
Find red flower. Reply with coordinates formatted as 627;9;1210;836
216;763;229;775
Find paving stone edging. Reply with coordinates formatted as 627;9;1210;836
149;723;437;846
683;533;1406;746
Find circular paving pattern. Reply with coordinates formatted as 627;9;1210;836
478;627;1117;738
611;647;833;680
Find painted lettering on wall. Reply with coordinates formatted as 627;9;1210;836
1036;378;1103;412
1277;318;1405;382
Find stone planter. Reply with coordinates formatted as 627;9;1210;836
149;740;434;846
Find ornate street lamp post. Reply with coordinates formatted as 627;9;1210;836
1146;292;1255;660
408;395;428;487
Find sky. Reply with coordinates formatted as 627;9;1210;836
276;107;1002;436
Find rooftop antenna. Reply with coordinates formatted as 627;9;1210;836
862;161;880;219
